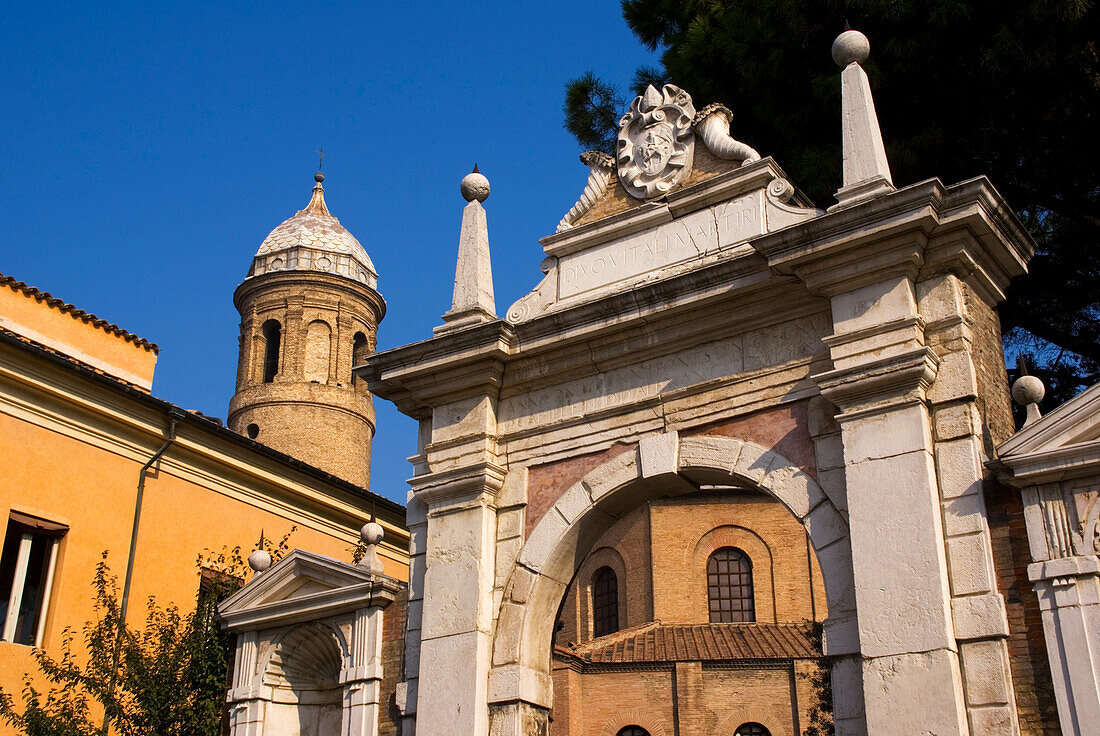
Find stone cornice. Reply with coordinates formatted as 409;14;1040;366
752;176;1032;298
219;550;404;631
408;460;508;507
990;440;1100;486
814;346;940;414
364;257;816;416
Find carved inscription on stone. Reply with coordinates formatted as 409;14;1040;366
557;191;764;299
499;313;827;433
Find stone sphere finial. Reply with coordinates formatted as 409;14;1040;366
832;29;870;67
360;520;384;546
461;166;490;203
1012;374;1045;407
248;549;272;573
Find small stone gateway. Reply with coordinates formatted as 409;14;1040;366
363;29;1037;736
219;525;402;736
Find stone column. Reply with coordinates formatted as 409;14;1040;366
341;607;387;736
1019;483;1100;735
227;631;267;736
814;260;969;735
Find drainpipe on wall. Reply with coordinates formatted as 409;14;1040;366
102;407;185;735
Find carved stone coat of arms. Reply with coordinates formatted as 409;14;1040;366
617;84;696;200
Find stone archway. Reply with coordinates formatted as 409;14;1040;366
488;432;860;731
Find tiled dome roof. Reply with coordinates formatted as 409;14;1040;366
247;176;378;289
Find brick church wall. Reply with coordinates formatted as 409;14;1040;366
378;588;408;736
985;483;1061;735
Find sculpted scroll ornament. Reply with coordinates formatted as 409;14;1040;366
617;84;696;200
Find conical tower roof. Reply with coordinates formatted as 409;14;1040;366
248;173;378;288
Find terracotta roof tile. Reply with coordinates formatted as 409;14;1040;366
0;273;158;352
561;621;820;664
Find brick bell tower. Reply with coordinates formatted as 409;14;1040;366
228;171;385;487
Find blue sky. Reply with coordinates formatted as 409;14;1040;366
1;1;660;502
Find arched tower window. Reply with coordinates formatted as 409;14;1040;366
592;566;619;638
351;331;368;385
707;547;755;623
734;724;770;736
616;728;650;736
261;320;281;383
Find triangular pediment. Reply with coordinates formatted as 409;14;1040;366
998;382;1100;458
218;549;392;629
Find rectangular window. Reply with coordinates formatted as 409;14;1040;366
0;512;66;646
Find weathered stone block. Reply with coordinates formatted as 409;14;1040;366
950;593;1009;640
582;449;641;502
959;639;1012;706
933;403;977;442
934;437;983;500
638;431;679;478
813;433;845;471
516;509;568;574
942;492;987;536
805;501;848;550
554;482;591;524
496;508;524;541
731;441;774;484
763;453;825;519
946;534;994;596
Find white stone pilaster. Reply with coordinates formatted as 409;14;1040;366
815;270;970;734
412;464;504;736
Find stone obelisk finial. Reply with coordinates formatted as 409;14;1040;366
831;29;895;208
435;166;496;334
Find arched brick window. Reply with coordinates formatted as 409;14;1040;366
734;724;770;736
351;332;369;385
707;547;755;623
616;727;650;736
592;566;619;637
261;320;281;383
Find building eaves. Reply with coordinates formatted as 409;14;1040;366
0;272;159;352
557;621;820;664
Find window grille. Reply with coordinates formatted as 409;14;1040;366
616;727;650;736
734;723;770;736
707;547;755;623
591;566;619;637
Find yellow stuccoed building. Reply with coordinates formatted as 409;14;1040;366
0;174;408;730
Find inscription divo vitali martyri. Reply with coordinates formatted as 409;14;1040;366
557;191;763;299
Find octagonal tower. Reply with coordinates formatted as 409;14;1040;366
228;172;385;487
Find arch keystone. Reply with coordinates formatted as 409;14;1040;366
639;431;679;478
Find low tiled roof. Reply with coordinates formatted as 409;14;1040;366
556;621;820;664
0;273;158;352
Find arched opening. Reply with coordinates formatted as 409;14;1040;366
304;320;332;384
491;435;858;736
591;566;619;637
734;723;770;736
707;547;755;623
261;320;281;383
261;623;343;736
617;728;650;736
351;331;369;386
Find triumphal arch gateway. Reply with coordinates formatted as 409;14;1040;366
219;30;1097;736
359;31;1035;736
